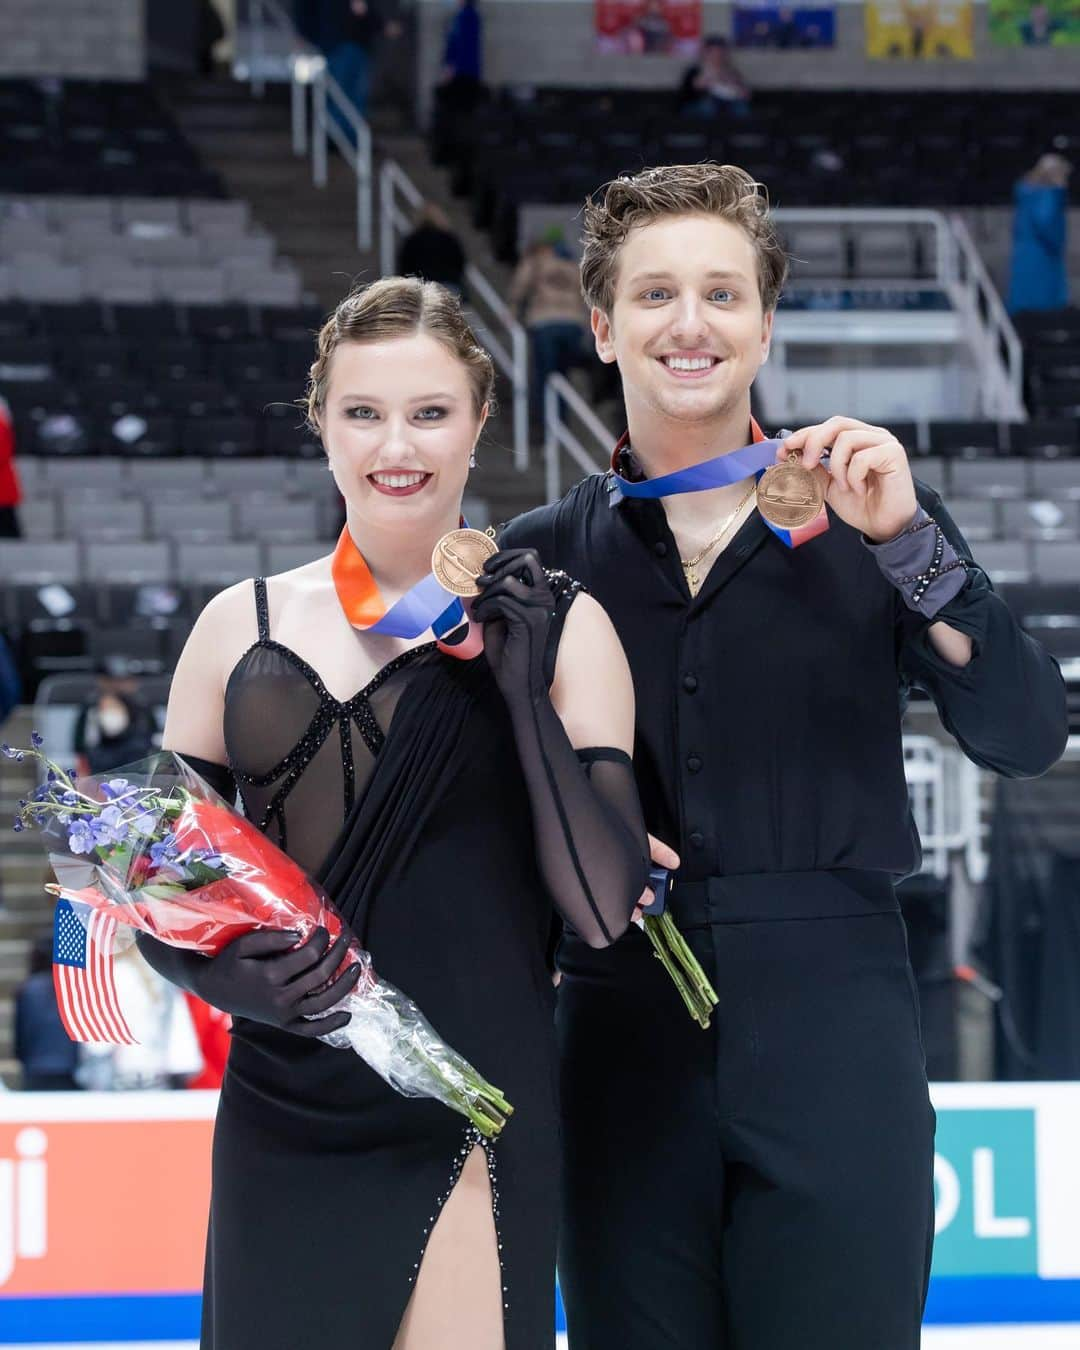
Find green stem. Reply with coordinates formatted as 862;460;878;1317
643;917;710;1026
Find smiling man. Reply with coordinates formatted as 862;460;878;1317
499;164;1067;1349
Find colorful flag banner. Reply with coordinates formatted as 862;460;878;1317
866;0;974;57
595;0;703;55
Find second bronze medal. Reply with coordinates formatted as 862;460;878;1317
756;452;825;531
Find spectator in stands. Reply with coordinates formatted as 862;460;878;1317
397;203;467;296
74;686;157;776
678;35;751;118
439;0;483;112
510;229;588;424
1008;152;1072;314
0;395;21;539
327;0;383;130
15;935;79;1091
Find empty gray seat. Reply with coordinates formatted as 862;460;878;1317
42;457;126;490
149;499;234;542
211;460;291;494
912;458;947;496
975;540;1032;583
1032;541;1080;584
949;459;1029;499
13;456;41;491
129;234;203;265
156;264;226;305
784;226;847;279
0;539;80;582
85;259;155;303
186;200;250;234
176;541;260;584
47;195;114;226
17;499;58;539
64;497;148;542
84;540;172;583
127;460;210;493
1001;499;1080;540
264;541;324;574
118;198;182;229
12;256;85;303
237;498;320;540
851;226;918;279
289;461;339;499
1030;460;1080;501
946;498;997;542
205;235;276;267
231;267;302;306
0;220;61;253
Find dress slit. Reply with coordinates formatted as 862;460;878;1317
392;1130;507;1349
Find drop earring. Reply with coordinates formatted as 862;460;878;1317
469;448;477;469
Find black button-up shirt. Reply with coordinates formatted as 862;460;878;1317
501;473;1068;883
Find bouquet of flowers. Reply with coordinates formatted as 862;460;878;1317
6;737;513;1137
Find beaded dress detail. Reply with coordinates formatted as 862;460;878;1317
200;577;577;1350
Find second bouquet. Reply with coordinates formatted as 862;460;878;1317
9;741;513;1138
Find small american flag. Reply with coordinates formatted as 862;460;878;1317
52;897;137;1045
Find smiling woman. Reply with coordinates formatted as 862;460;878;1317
133;275;650;1350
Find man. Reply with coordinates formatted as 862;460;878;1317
499;163;1067;1349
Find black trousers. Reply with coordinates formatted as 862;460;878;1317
556;869;936;1350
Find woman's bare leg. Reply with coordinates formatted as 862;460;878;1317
392;1145;505;1350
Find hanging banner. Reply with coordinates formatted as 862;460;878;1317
733;5;836;47
595;0;703;55
865;0;974;57
989;0;1080;45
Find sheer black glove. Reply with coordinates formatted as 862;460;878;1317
472;548;557;710
136;926;365;1038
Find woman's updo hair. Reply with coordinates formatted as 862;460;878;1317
305;276;496;432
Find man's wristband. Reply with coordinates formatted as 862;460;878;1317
863;506;968;618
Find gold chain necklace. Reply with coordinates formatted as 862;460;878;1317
680;479;758;595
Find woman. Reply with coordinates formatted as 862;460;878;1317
137;276;648;1349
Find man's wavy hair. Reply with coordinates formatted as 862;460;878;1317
579;163;788;315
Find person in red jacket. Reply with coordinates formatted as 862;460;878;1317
0;396;22;538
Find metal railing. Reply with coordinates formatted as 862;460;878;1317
773;207;1025;421
903;734;987;882
240;0;374;251
542;373;609;502
379;160;530;468
948;213;1025;420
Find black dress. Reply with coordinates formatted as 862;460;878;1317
191;576;643;1350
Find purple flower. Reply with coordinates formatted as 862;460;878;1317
132;810;157;834
68;820;95;855
149;834;179;867
61;791;78;806
90;806;128;848
12;820;24;833
194;850;225;869
0;744;16;760
31;731;43;748
100;779;133;802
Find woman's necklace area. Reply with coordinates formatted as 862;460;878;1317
680;479;759;596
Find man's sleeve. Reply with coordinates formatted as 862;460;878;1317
498;501;560;562
897;482;1068;779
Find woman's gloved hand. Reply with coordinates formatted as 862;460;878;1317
139;927;365;1038
471;548;558;709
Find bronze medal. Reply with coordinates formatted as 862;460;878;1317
431;528;498;597
755;456;825;531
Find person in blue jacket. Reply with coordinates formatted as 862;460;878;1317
1008;152;1072;313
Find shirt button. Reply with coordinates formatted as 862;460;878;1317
682;673;698;693
687;754;702;774
653;541;668;558
688;831;705;849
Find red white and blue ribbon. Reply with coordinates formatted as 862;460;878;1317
609;421;829;549
331;525;484;658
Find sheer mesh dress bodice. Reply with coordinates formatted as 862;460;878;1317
223;577;442;877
